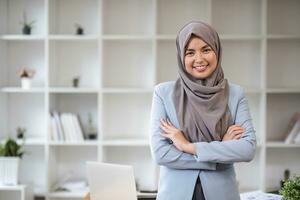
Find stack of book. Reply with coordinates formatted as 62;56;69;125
49;111;84;142
284;112;300;144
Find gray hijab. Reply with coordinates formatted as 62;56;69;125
173;21;233;142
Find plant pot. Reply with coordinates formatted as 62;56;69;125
0;157;20;186
22;26;31;35
21;77;32;89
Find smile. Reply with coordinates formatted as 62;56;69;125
193;65;207;72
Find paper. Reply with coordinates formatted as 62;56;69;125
240;190;282;200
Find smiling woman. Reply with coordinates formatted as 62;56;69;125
150;21;256;200
184;36;218;80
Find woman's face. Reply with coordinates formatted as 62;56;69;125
184;36;218;79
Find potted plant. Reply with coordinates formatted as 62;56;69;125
20;12;36;35
279;175;300;200
0;138;24;185
74;23;84;35
16;127;26;139
18;67;35;89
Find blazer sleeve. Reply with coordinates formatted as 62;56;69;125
150;84;216;170
193;87;257;164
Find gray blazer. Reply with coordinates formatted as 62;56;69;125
150;81;256;200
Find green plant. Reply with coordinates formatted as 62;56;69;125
16;127;26;139
19;12;36;29
18;67;35;78
279;175;300;200
0;138;24;158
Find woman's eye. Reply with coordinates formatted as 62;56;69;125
203;48;211;53
185;51;194;56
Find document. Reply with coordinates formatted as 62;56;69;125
240;190;282;200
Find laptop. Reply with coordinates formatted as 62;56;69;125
86;162;137;200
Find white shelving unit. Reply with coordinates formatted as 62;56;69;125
0;185;33;200
0;0;300;199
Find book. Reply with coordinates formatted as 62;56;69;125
284;118;300;144
283;112;300;140
53;111;65;141
50;115;58;141
293;124;300;143
72;114;84;141
61;113;72;141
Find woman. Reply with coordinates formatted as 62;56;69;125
150;21;256;200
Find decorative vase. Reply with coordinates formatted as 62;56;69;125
21;77;32;89
0;157;20;185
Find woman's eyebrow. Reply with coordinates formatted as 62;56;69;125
186;45;211;51
201;45;210;49
185;48;195;51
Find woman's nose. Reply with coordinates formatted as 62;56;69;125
195;52;204;63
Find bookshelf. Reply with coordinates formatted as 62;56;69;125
0;0;300;199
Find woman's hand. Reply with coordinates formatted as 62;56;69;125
222;125;245;141
160;119;196;155
83;193;90;200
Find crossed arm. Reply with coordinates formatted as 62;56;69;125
149;85;256;170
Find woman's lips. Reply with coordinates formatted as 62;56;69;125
193;65;207;72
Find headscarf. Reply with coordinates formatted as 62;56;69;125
173;21;233;142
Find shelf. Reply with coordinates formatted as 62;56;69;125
102;93;152;140
156;35;176;40
267;93;300;141
266;88;300;94
157;0;209;35
49;40;99;88
156;34;262;41
156;40;178;83
243;88;262;94
101;139;149;146
102;0;154;35
1;87;154;94
4;40;46;88
6;93;46;141
220;35;262;40
267;0;300;35
48;146;97;193
267;35;300;40
212;0;261;35
1;87;45;93
49;141;98;146
49;93;98;142
49;87;99;94
222;40;262;89
102;35;153;40
102;88;153;93
16;138;45;146
266;148;300;191
0;35;45;41
2;0;46;35
0;185;26;191
102;40;154;88
49;35;98;41
48;191;87;198
267;39;300;88
266;142;300;148
49;0;99;35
